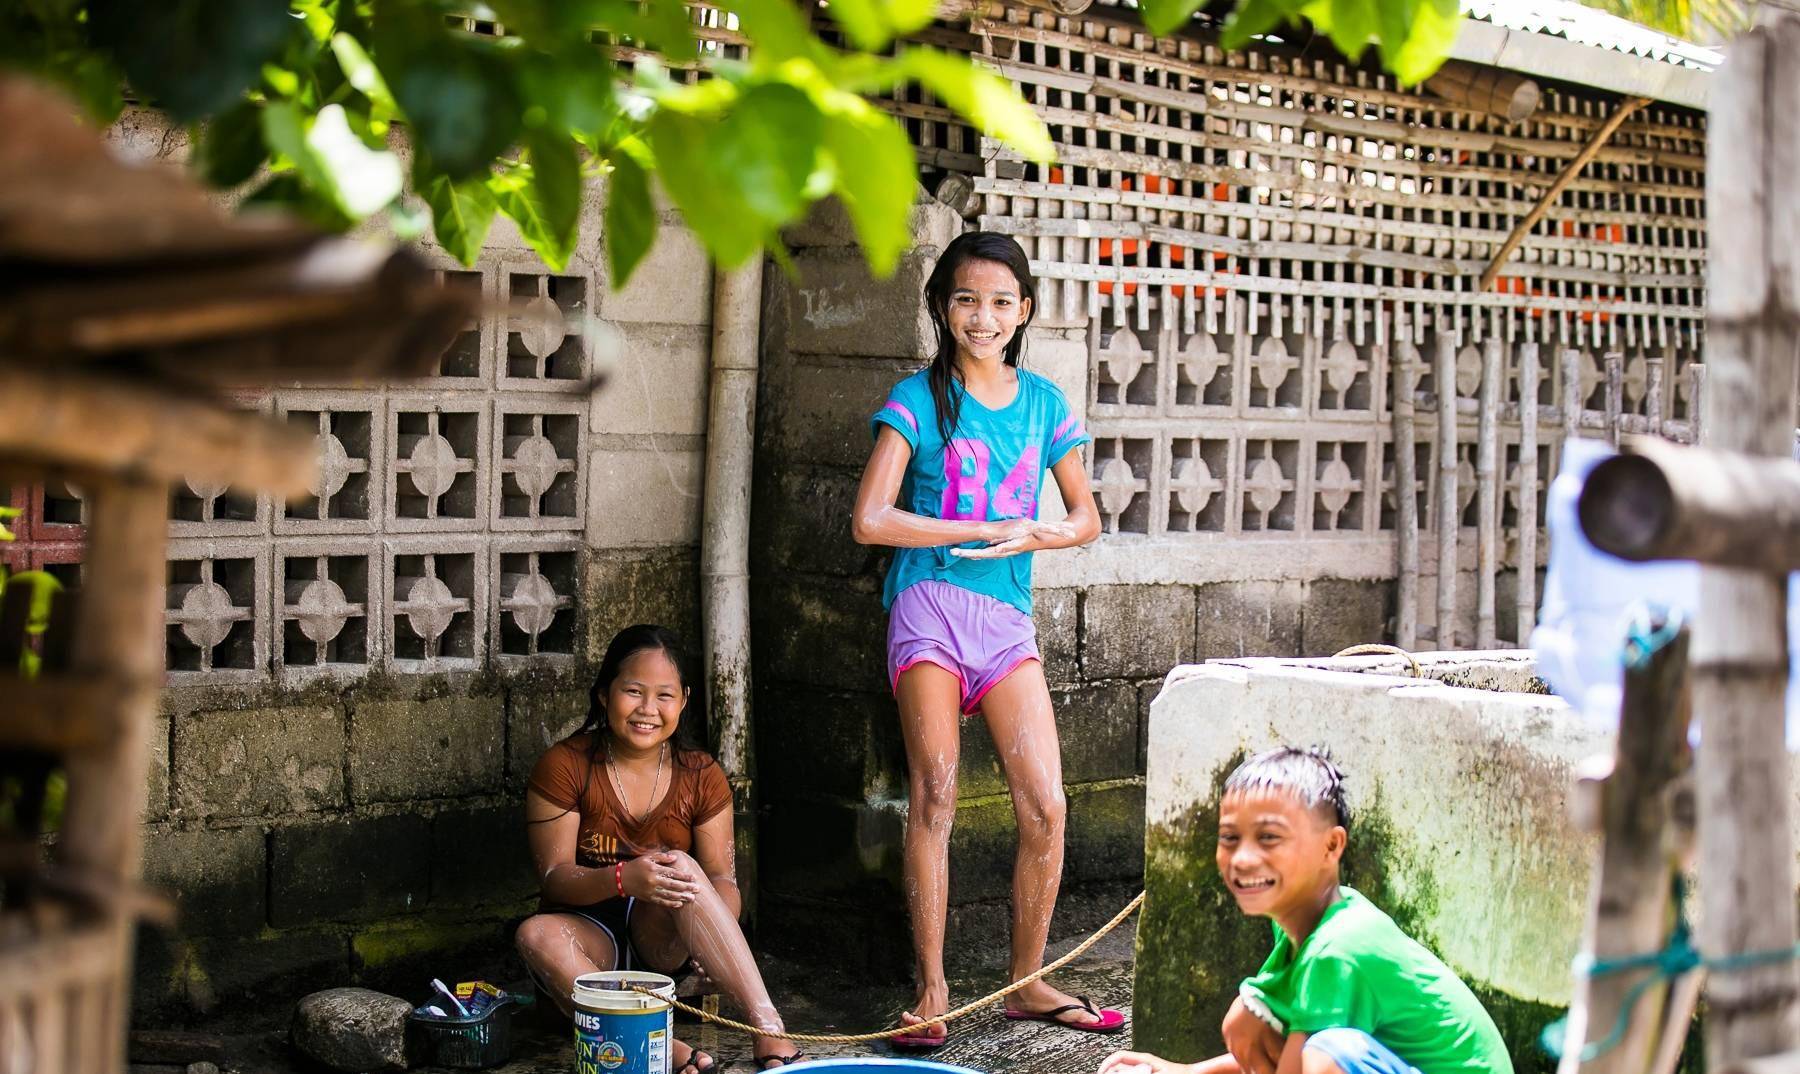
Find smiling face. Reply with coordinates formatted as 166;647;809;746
600;647;688;753
1215;786;1345;922
947;258;1031;366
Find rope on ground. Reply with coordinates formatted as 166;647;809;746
630;889;1146;1044
1332;643;1423;678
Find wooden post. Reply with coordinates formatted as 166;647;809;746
1561;348;1583;451
1604;352;1624;448
1435;333;1459;648
1646;356;1666;436
58;475;168;1074
1476;336;1501;648
1516;343;1541;644
1558;616;1693;1074
1577;438;1800;572
1394;323;1420;649
1696;9;1800;1067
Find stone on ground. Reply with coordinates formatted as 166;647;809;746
290;987;412;1072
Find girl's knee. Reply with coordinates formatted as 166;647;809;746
1015;783;1066;834
911;771;959;822
514;915;559;957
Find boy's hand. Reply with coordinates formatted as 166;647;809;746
1098;1050;1186;1074
1222;998;1282;1074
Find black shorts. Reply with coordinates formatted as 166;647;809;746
540;897;693;983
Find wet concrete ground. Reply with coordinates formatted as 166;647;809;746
191;920;1136;1074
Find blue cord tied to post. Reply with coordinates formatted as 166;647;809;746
1542;871;1800;1060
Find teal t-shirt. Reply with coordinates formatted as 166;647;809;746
869;368;1090;616
1239;887;1513;1074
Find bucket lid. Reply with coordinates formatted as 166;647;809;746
572;970;677;1007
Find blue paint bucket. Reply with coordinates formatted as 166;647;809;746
572;971;675;1074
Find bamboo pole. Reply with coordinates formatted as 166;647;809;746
1561;347;1583;451
1394;326;1420;649
1695;10;1800;1067
1516;342;1541;644
1479;97;1653;293
1558;617;1692;1074
1580;438;1800;573
1646;355;1666;436
1604;352;1624;448
1436;333;1458;648
1476;336;1501;648
57;476;168;1074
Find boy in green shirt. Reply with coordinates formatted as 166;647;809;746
1101;747;1512;1074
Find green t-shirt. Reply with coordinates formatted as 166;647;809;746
1239;887;1513;1074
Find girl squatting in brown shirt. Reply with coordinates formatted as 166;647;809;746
516;624;805;1072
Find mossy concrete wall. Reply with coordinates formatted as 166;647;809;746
1136;657;1606;1074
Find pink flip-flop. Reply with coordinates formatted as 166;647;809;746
1003;995;1126;1034
891;1013;949;1049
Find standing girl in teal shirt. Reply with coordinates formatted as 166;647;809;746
852;231;1119;1045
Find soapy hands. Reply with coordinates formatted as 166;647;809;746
952;518;1079;559
622;851;705;909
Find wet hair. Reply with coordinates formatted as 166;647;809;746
1223;746;1351;830
921;231;1039;452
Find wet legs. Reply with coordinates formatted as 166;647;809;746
895;661;964;1031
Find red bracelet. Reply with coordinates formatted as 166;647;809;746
614;861;625;899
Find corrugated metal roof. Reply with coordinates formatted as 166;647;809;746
1462;0;1722;70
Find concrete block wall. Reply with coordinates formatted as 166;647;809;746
110;111;718;1024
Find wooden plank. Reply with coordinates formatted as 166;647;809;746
1694;13;1800;1067
1476;336;1501;648
1557;618;1692;1074
981;215;1706;289
0;675;147;754
1516;343;1541;644
0;368;314;497
57;477;170;1074
1480;96;1653;292
1435;335;1459;648
1393;319;1420;649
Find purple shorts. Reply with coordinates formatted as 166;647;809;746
887;580;1040;715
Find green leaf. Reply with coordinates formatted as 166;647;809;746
1139;0;1209;36
714;82;824;225
308;103;404;216
603;145;657;286
1387;0;1461;85
489;167;579;270
421;173;499;265
376;11;523;179
200;99;266;187
329;32;398;114
722;0;825;64
823;0;891;51
899;48;1053;164
647;108;762;267
884;0;942;38
64;54;125;123
526;130;584;259
87;0;295;122
261;102;400;221
1303;0;1378;60
1218;0;1298;49
818;94;915;276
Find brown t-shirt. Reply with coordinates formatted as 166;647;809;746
528;734;732;868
